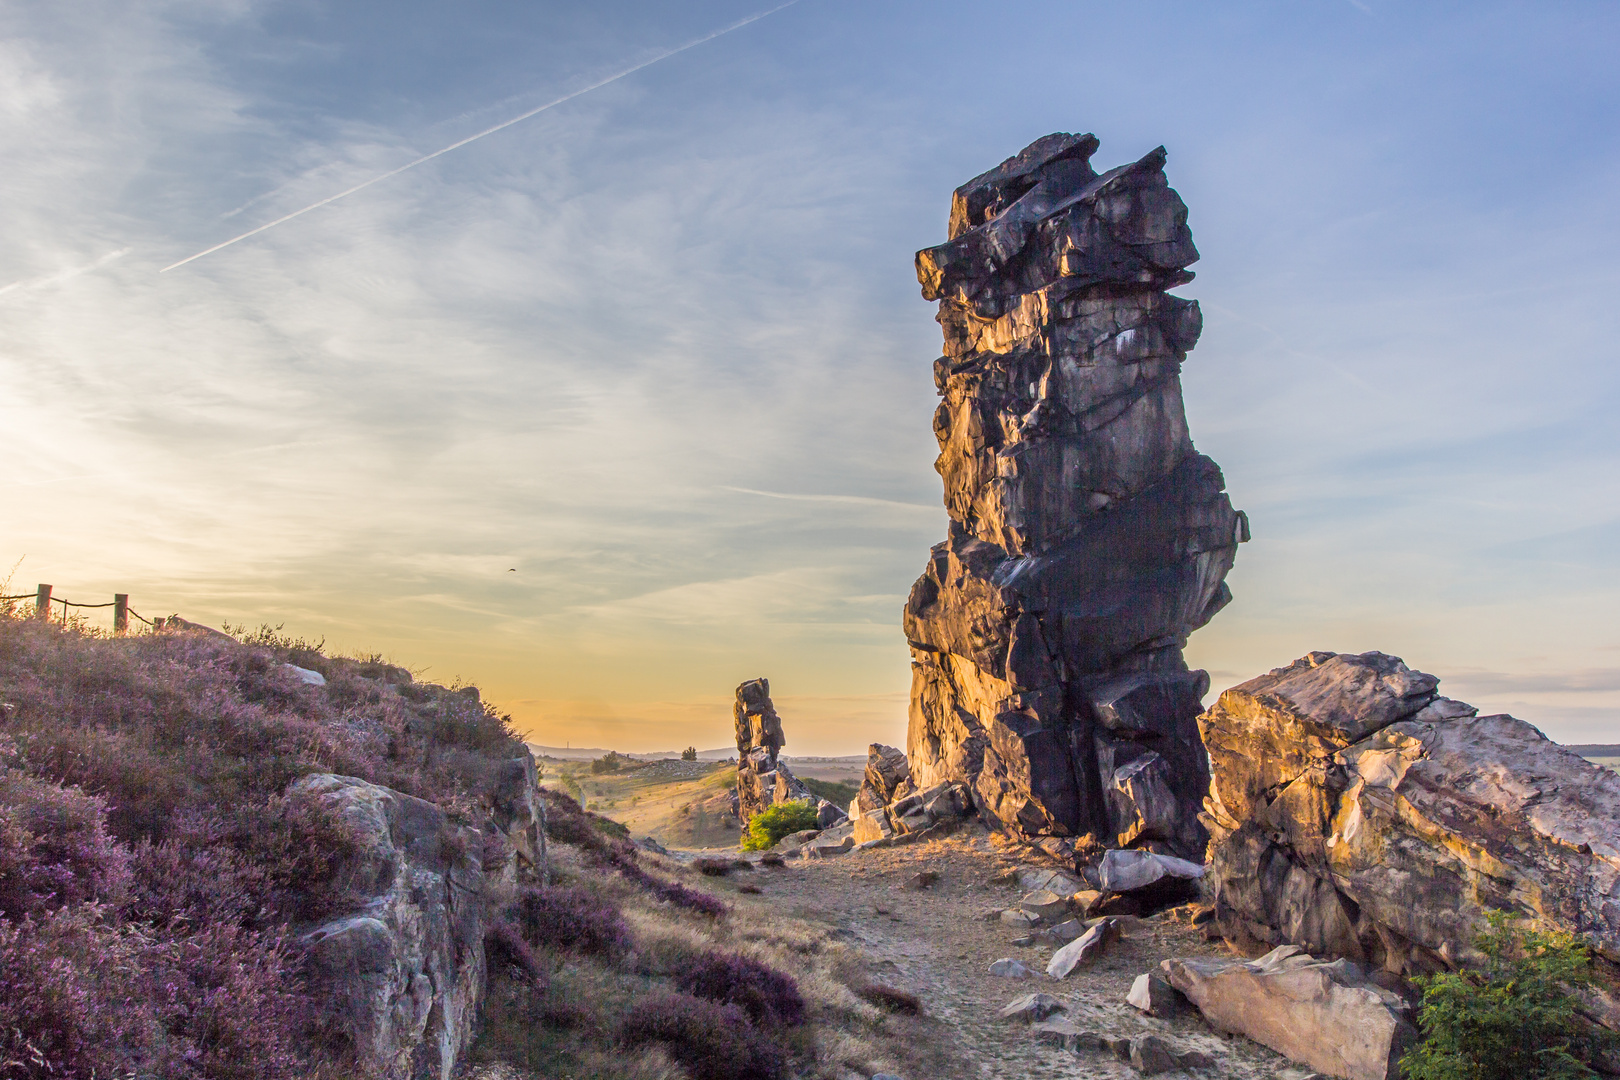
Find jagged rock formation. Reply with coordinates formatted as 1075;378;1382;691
903;132;1247;858
1201;650;1620;1029
291;753;547;1080
733;678;831;825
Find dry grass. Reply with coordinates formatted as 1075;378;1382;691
470;834;950;1080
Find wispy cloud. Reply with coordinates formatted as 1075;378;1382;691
158;1;804;272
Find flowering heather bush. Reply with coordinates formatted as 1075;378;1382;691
0;610;528;1077
513;884;631;957
485;917;549;991
619;992;786;1080
0;771;130;920
673;950;806;1027
0;905;310;1080
856;983;923;1015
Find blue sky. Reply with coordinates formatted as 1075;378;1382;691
3;0;1618;751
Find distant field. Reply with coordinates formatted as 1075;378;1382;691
540;756;744;849
1588;756;1620;773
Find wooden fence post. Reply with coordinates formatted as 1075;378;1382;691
35;584;51;621
114;594;129;634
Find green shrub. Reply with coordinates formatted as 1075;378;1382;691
590;752;624;775
740;801;819;853
1403;912;1613;1080
681;747;698;762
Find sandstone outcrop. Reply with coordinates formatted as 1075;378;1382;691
1201;650;1620;1028
902;132;1246;859
1162;945;1416;1080
290;753;546;1080
733;678;835;826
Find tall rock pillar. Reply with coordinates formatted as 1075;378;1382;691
903;133;1247;860
733;677;817;824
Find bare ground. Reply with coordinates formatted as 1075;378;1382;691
707;824;1303;1080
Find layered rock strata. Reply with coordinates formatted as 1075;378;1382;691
733;678;826;825
291;751;546;1079
903;132;1246;857
1201;650;1620;1028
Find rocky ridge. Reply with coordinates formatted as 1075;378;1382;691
1200;650;1620;1029
902;132;1246;858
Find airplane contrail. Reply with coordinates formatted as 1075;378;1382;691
0;248;131;300
161;0;802;273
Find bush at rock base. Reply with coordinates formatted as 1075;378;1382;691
740;800;820;852
1402;913;1614;1080
672;950;806;1026
513;884;631;956
619;991;787;1080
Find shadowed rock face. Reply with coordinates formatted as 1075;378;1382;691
904;132;1246;856
1201;650;1620;1029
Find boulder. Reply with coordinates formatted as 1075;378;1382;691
1162;945;1415;1080
290;774;493;1080
1096;848;1203;893
903;132;1245;856
1000;908;1042;928
988;958;1033;978
1201;651;1620;1024
815;798;849;829
1046;917;1119;978
284;663;327;686
1016;889;1069;921
1018;868;1085;895
852;807;895;846
772;828;821;853
1126;972;1185;1017
999;992;1066;1022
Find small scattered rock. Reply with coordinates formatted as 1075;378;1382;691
987;958;1033;978
906;870;940;889
1000;908;1042;928
283;663;326;686
758;851;785;867
1128;1034;1181;1076
998;992;1066;1022
990;867;1020;885
1041;918;1085;944
1047;917;1119;978
1011;934;1035;947
1030;1017;1085;1050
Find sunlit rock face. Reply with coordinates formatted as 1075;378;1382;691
1200;650;1620;1029
903;133;1246;858
733;677;816;824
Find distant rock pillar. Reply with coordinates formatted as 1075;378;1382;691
903;132;1247;860
733;677;814;824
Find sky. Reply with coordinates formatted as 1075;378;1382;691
3;0;1618;753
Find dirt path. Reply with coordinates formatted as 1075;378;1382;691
703;827;1302;1080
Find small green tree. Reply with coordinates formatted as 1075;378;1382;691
1402;912;1613;1080
681;746;698;762
590;751;623;775
740;801;821;852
